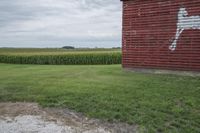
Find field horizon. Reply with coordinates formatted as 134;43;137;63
0;48;121;65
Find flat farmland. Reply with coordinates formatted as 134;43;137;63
0;48;121;65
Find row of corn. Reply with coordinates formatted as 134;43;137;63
0;52;121;65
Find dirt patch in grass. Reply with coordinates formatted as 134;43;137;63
0;102;137;133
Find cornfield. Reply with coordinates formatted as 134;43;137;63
0;48;121;65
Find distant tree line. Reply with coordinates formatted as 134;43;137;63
62;46;75;49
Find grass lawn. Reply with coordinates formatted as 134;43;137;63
0;64;199;133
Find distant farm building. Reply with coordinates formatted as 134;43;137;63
121;0;200;71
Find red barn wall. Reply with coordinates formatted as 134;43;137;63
121;0;200;71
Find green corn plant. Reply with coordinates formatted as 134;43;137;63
0;52;122;65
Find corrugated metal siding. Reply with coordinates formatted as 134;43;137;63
122;0;200;71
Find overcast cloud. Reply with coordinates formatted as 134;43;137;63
0;0;122;48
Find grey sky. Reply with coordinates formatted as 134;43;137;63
0;0;122;48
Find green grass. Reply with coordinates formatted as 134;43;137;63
0;64;199;133
0;48;121;65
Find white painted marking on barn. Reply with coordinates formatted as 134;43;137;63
169;7;200;51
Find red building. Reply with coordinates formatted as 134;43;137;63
121;0;200;71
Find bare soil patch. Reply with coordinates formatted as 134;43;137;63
0;102;137;133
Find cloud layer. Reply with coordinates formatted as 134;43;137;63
0;0;122;48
